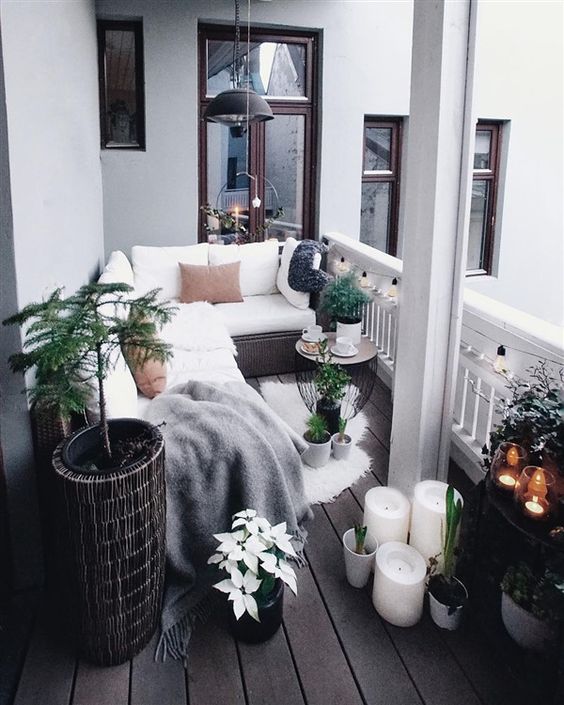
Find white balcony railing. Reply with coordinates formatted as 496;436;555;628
323;231;564;483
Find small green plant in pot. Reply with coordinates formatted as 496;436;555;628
320;272;371;344
303;413;332;468
332;416;352;461
342;523;378;588
428;485;467;630
500;562;564;651
314;340;351;435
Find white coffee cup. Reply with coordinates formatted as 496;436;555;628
303;324;323;341
335;336;356;355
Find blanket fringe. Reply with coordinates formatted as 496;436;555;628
292;524;309;567
155;597;212;665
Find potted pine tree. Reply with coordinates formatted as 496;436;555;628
428;485;467;630
320;272;371;344
303;413;332;468
3;282;175;665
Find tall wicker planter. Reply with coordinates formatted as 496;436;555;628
52;418;166;666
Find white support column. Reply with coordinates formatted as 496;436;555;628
388;0;478;494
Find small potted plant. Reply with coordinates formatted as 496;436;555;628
314;340;351;435
332;417;352;461
342;524;378;588
428;485;467;630
500;562;564;652
209;509;298;643
303;413;332;468
320;271;371;344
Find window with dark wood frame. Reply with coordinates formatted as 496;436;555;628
468;121;502;275
97;20;145;150
359;117;402;256
198;24;319;242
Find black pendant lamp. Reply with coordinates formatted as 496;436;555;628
203;0;273;132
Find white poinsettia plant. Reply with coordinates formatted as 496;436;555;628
208;509;298;623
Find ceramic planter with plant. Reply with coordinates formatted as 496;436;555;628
500;562;564;652
314;340;351;435
320;272;371;344
428;485;467;630
303;413;332;468
343;524;378;588
209;509;298;643
332;417;352;461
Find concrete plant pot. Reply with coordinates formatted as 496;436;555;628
343;528;378;588
501;592;556;652
303;432;332;468
332;433;352;461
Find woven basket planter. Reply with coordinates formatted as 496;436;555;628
52;419;166;666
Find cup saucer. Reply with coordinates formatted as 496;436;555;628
302;333;327;343
331;344;358;358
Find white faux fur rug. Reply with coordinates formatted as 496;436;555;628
260;380;372;505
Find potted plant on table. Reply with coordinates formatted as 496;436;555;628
332;417;352;461
500;562;564;652
320;271;371;344
428;485;467;630
3;282;175;665
303;413;332;468
314;340;351;435
209;509;298;643
342;524;378;588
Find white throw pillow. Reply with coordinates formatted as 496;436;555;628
84;348;138;423
276;238;313;310
132;243;209;300
209;241;279;297
98;250;135;288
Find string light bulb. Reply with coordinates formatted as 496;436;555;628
493;345;508;374
360;271;370;288
337;256;349;273
252;194;261;208
387;277;398;298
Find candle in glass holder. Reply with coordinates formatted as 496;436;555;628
491;442;527;493
514;466;556;521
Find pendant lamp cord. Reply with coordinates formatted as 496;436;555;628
233;0;241;88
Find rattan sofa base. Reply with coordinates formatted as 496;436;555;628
234;330;303;378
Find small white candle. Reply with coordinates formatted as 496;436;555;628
372;542;426;627
409;480;463;571
363;487;410;545
498;474;516;488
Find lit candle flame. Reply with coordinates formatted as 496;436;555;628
527;469;548;501
505;446;520;467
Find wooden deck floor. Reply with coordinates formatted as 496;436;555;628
2;376;529;705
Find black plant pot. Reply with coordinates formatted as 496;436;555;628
52;418;166;665
316;398;341;436
229;579;284;643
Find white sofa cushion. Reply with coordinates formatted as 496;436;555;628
132;244;209;299
98;250;135;288
160;302;236;354
215;294;316;337
277;238;317;310
209;241;279;297
84;349;138;423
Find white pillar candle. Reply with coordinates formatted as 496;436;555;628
363;487;411;545
409;480;463;571
372;542;427;627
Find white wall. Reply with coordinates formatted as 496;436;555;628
0;0;104;588
467;0;564;327
96;0;413;254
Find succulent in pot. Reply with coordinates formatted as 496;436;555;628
303;413;332;468
342;524;378;588
332;417;352;461
320;272;371;344
427;485;467;630
314;340;351;435
209;510;298;643
500;562;564;652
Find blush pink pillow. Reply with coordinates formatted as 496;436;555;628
179;261;243;304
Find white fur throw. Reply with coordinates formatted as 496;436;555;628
160;301;236;354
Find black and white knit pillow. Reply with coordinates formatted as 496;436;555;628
288;240;330;293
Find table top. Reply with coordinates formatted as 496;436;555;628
295;332;378;365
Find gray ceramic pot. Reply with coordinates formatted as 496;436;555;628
303;432;332;468
332;433;352;461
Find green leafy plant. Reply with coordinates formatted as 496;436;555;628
501;562;564;623
428;486;465;609
338;417;348;443
305;414;329;444
483;361;564;472
314;340;351;404
320;272;371;323
354;524;367;555
3;283;175;464
201;204;284;244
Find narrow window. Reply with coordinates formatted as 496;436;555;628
97;20;145;149
467;121;501;274
359;118;402;256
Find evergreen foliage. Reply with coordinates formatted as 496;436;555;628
320;272;371;323
305;414;328;443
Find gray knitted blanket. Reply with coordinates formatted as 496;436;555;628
144;380;312;662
